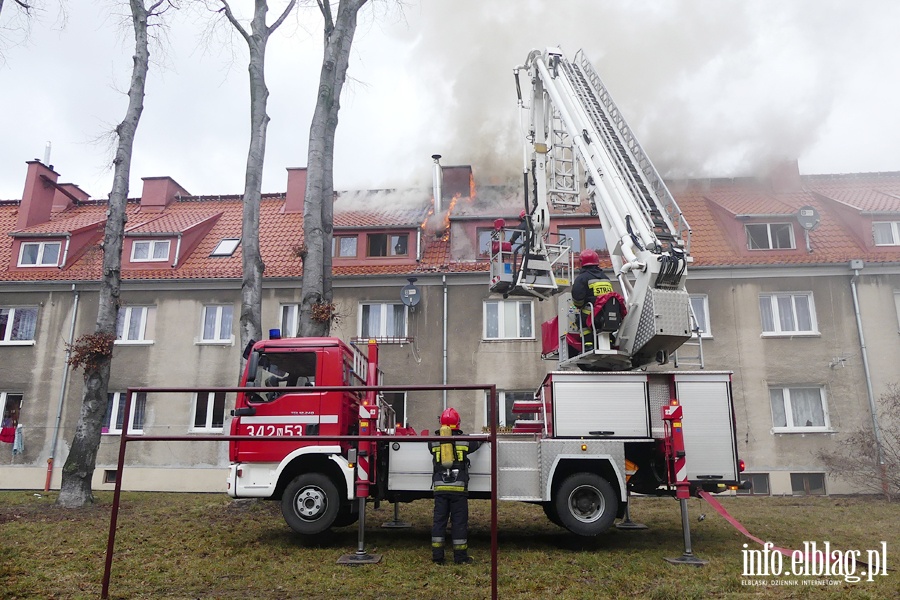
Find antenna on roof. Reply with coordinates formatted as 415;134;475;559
797;206;820;253
43;141;52;165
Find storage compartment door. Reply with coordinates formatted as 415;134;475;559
552;378;650;438
675;375;739;482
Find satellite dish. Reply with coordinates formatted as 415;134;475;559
797;206;820;231
401;277;420;307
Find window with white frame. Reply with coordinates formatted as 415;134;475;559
759;292;817;335
116;306;155;343
18;241;61;267
770;386;830;432
191;391;228;432
201;305;234;343
0;307;38;343
280;304;300;338
873;221;900;246
103;392;146;434
483;300;533;340
359;303;407;340
689;295;711;338
485;390;533;428
1;392;24;428
746;223;795;250
131;239;171;262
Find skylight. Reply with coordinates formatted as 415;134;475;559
210;238;240;257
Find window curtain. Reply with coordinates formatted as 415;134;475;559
790;388;825;427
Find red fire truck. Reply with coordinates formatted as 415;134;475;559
226;336;743;537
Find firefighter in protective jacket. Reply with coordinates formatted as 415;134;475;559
571;248;623;352
429;408;482;564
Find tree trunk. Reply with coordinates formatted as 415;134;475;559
57;0;159;508
221;0;296;364
299;0;367;338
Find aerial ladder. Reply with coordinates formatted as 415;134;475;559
490;47;693;370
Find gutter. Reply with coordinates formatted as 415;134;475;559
849;260;889;497
45;284;79;491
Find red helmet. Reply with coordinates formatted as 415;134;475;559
580;248;600;267
440;408;461;429
519;210;527;220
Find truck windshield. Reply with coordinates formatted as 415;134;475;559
251;352;317;402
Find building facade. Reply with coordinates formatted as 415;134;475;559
1;159;898;496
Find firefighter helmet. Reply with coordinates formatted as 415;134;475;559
519;209;527;220
440;407;461;429
580;248;600;267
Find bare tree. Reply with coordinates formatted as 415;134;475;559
298;0;368;337
818;383;900;501
217;0;296;357
57;0;169;509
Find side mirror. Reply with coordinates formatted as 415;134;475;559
246;351;260;385
231;406;256;417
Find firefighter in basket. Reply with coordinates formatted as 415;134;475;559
570;248;626;353
429;408;482;565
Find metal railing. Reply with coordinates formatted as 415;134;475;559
101;383;501;600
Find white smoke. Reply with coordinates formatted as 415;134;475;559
383;0;899;181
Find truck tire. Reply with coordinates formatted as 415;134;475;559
542;501;563;527
554;473;618;536
332;503;359;528
281;473;340;535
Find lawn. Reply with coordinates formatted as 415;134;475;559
1;492;897;599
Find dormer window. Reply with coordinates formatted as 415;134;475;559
131;239;170;262
746;223;794;250
367;233;408;257
333;235;358;257
18;241;61;267
873;221;900;246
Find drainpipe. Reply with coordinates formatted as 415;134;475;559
442;275;448;410
45;284;79;491
849;260;888;497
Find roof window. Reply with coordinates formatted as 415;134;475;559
210;238;241;257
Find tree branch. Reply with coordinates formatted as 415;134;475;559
317;0;334;35
218;0;250;43
268;0;297;35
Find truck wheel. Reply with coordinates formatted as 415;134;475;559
554;473;618;536
542;502;563;527
332;503;359;528
281;473;340;535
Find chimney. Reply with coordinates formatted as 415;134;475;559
441;165;474;199
768;159;802;193
140;176;190;212
52;183;90;213
284;167;307;214
16;160;59;230
432;155;443;213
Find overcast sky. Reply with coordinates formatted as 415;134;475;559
1;0;899;201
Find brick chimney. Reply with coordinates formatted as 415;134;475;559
284;167;307;214
768;159;802;193
441;165;473;200
16;160;59;230
52;183;90;213
140;176;190;212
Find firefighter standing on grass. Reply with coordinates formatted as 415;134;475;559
429;408;482;565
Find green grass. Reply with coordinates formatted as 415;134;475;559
1;492;897;599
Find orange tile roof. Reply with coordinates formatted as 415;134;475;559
2;171;899;283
